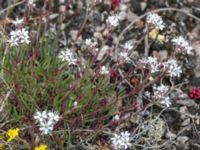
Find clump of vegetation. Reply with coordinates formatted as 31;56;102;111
0;0;200;149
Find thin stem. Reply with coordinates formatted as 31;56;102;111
0;0;25;15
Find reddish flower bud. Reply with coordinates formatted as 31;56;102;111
112;0;120;9
188;88;200;100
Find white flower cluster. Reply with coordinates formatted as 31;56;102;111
110;131;132;150
100;66;109;74
58;49;77;65
140;57;182;77
164;59;182;77
153;84;171;107
146;12;165;30
34;110;59;135
140;57;161;73
106;15;119;27
172;36;194;55
7;28;30;46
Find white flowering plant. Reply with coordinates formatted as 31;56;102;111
0;0;199;150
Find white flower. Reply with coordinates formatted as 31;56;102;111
113;115;120;121
111;131;132;150
123;41;133;50
161;96;171;107
85;38;97;47
146;12;165;30
153;84;169;100
33;110;48;123
39;120;54;135
106;15;119;27
140;57;161;73
13;18;23;26
28;0;36;7
100;66;109;74
144;91;151;98
172;36;193;55
153;84;169;93
73;101;78;107
164;59;182;77
48;112;59;123
152;84;172;107
119;52;130;61
85;38;92;45
34;110;60;135
7;28;30;46
58;49;77;65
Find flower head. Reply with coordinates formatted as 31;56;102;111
152;84;172;107
28;0;36;7
13;18;23;26
34;110;60;135
140;57;161;73
7;28;30;46
119;52;130;62
100;66;109;74
85;38;97;47
172;36;193;55
6;128;19;142
164;59;182;77
146;12;165;30
34;144;47;150
110;131;132;150
58;49;77;66
106;15;119;27
123;41;133;50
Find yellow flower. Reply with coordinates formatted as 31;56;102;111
6;128;19;142
148;28;165;44
0;144;2;150
34;144;47;150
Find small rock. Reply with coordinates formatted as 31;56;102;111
158;50;168;61
181;118;190;126
69;30;82;42
166;131;176;139
93;32;103;40
49;13;59;20
176;99;197;107
177;136;189;146
59;5;65;12
95;25;105;32
118;11;127;21
127;10;139;23
60;23;66;30
179;106;188;114
97;45;109;60
102;29;110;37
191;25;200;39
140;2;147;11
119;4;128;11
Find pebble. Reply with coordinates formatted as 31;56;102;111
140;2;147;11
177;136;189;146
97;45;109;60
93;32;103;40
118;11;127;21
